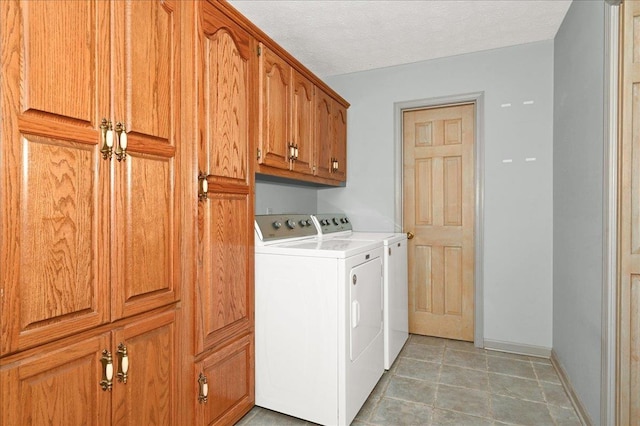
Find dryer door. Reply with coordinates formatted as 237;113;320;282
350;258;383;361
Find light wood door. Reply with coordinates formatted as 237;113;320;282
111;0;180;320
291;70;315;175
618;2;640;423
258;44;291;170
0;0;111;355
403;104;475;341
0;333;112;426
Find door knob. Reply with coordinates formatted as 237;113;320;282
407;231;414;240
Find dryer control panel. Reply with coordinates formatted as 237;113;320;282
312;213;353;235
255;214;317;243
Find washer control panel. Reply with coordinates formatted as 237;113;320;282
312;213;353;235
255;214;317;242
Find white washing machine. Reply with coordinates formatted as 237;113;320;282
312;213;409;370
254;214;384;426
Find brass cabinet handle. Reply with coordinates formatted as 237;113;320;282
407;231;414;240
100;349;114;391
198;373;209;404
115;122;128;161
100;118;114;160
116;343;129;384
198;172;209;202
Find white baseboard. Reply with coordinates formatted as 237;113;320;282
483;339;552;358
551;349;592;426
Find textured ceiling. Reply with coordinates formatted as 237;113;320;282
228;0;572;77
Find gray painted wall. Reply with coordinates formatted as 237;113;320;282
255;178;317;215
320;41;555;349
553;1;605;422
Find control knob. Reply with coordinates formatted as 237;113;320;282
332;218;340;225
272;221;282;229
286;219;297;229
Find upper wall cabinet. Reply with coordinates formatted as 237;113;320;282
258;45;292;171
255;44;348;185
0;0;180;356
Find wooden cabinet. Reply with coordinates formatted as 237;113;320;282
1;0;181;423
258;45;292;171
184;2;256;425
1;309;177;426
332;101;348;181
257;72;348;184
291;71;316;176
315;91;348;181
257;45;316;177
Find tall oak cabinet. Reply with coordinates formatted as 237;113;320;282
1;0;181;424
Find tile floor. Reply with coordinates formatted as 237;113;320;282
237;334;583;426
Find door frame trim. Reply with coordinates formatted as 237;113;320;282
394;92;485;347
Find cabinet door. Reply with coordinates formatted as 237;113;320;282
314;89;334;179
197;4;255;353
197;334;254;426
0;0;111;355
111;310;177;425
258;45;292;170
332;101;348;182
291;71;315;175
0;333;111;426
111;0;180;319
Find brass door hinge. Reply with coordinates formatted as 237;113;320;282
257;148;262;160
257;45;262;56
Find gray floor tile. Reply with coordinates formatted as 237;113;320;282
444;348;488;371
439;364;489;391
435;384;491;418
384;375;437;405
411;334;447;347
240;407;309;425
487;356;536;380
548;404;583;426
491;395;555;426
238;335;582;426
541;381;572;408
432;408;493;426
488;373;544;402
395;357;441;382
401;341;445;363
370;397;433;425
534;363;562;383
354;393;380;423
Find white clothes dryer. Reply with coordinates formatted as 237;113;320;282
254;214;384;426
312;213;409;370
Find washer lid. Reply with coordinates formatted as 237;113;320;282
259;238;381;258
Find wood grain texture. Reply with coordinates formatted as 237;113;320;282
197;333;254;426
331;100;347;181
112;310;177;425
404;104;475;341
1;0;110;356
193;3;256;424
291;70;315;175
618;2;640;423
202;26;249;183
1;333;111;426
314;89;333;179
258;44;292;171
111;0;180;321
